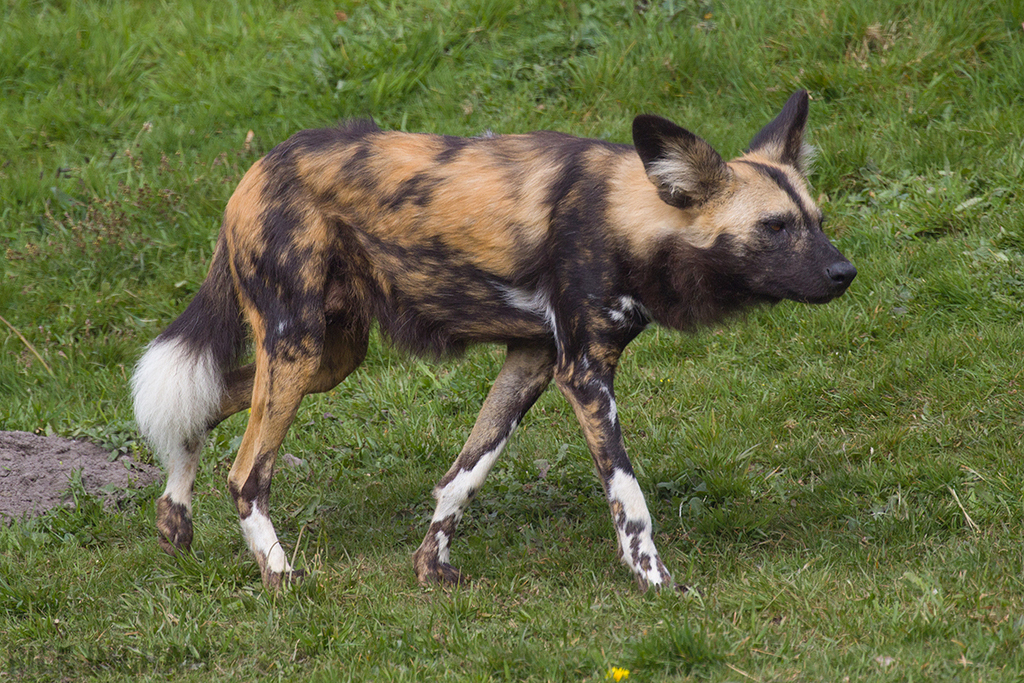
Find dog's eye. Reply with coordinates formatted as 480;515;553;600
762;219;785;233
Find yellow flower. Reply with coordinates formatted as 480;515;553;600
606;667;630;681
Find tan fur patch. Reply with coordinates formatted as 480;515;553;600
298;133;564;279
606;153;733;253
223;159;271;267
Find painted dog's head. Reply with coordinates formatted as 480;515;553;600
632;90;856;309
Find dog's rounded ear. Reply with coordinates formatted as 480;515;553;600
632;114;731;209
746;90;814;175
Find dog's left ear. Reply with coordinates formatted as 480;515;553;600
633;114;731;209
746;90;813;175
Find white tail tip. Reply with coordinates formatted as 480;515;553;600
131;337;224;468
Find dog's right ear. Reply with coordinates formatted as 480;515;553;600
746;89;812;175
633;114;731;209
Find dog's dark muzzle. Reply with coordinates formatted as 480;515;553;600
825;260;857;292
799;258;856;303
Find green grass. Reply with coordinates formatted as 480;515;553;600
2;0;1024;679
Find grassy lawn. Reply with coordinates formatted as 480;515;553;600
2;0;1024;679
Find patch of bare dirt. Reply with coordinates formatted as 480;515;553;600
0;430;160;524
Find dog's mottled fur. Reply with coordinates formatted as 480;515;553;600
133;90;855;590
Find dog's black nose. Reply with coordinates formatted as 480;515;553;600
826;261;857;289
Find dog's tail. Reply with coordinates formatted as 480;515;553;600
132;237;245;469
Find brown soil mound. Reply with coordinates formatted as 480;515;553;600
0;430;160;524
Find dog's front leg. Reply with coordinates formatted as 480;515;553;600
555;356;673;591
413;343;556;585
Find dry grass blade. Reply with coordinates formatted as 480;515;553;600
0;314;55;377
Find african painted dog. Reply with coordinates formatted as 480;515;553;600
132;90;855;591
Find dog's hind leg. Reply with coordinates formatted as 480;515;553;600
413;342;556;585
226;312;368;589
224;311;315;588
307;317;369;395
153;427;205;556
211;315;368;424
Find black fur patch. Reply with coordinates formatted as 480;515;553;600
735;160;816;228
158;235;245;370
627;233;766;332
746;90;809;172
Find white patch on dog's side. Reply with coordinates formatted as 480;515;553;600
500;285;560;349
619;296;648;318
500;285;548;318
240;504;292;575
607;296;649;327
